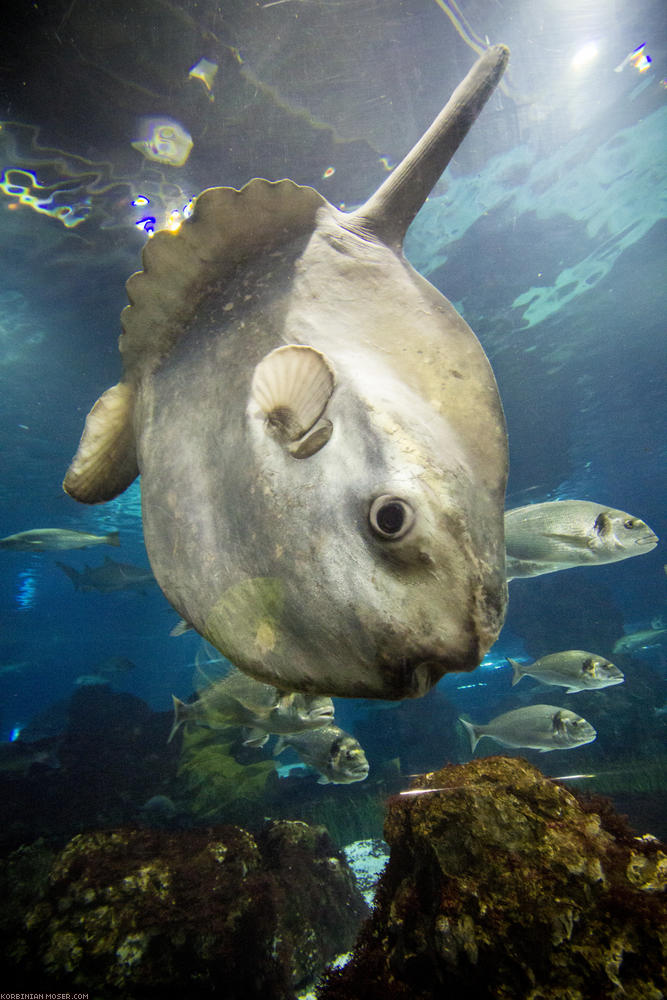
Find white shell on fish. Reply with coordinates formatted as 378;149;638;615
250;345;335;442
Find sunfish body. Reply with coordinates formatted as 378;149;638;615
0;528;120;551
460;705;597;753
56;557;156;593
63;48;510;699
505;500;658;580
508;650;624;693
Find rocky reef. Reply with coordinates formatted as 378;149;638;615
320;756;667;1000
0;819;368;998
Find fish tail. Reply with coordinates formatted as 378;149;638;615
56;562;80;590
167;695;189;743
507;657;524;686
458;716;480;753
273;736;288;757
106;531;121;547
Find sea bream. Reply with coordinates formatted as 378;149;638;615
460;705;597;753
508;650;624;693
274;725;369;784
168;664;335;746
505;500;658;580
63;47;510;699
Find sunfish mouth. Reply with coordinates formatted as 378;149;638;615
636;532;658;547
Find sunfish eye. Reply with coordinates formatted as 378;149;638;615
624;518;640;529
369;495;415;540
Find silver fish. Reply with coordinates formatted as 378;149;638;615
505;500;658;580
460;705;597;753
612;628;667;655
0;528;120;551
56;557;156;593
168;665;334;745
508;650;624;693
274;724;369;784
63;48;510;699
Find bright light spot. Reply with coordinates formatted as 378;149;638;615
571;42;599;71
10;726;22;742
132;195;150;207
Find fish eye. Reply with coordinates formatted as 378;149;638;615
624;518;640;529
369;495;415;540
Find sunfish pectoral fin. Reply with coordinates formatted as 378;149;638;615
63;381;139;503
250;345;335;454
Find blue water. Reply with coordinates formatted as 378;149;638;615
1;0;665;844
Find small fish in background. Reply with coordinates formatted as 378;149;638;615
56;557;156;593
505;500;658;580
508;651;624;693
91;656;137;677
137;794;178;827
0;661;30;678
0;739;60;778
613;627;667;655
74;674;111;686
0;528;120;551
459;705;597;753
168;664;334;745
131;116;193;166
274;725;370;784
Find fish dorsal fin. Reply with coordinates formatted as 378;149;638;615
350;45;509;248
250;345;335;455
64;180;326;504
120;179;327;374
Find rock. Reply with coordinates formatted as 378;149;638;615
0;820;368;998
320;756;667;1000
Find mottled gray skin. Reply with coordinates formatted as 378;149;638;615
65;47;511;700
460;705;597;753
137;208;507;698
505;500;658;580
276;725;369;784
508;650;623;693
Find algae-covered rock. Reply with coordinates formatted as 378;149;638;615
1;821;367;998
174;724;278;824
320;756;667;1000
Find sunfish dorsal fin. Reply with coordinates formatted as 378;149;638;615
64;180;326;504
350;45;509;248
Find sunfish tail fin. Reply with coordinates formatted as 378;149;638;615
459;716;481;753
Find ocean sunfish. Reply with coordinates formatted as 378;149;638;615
63;47;510;699
505;500;658;580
